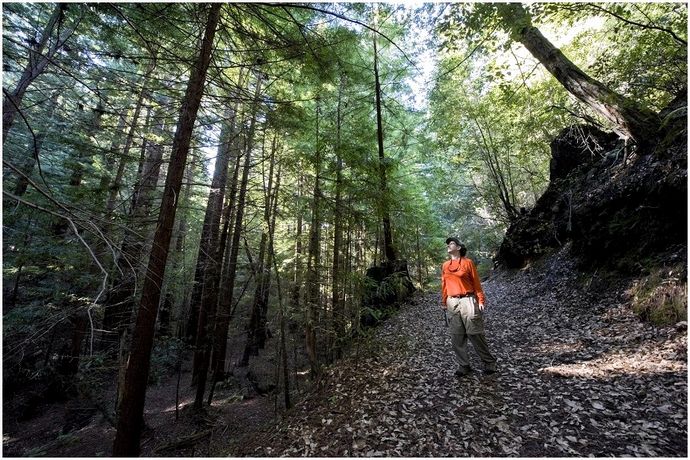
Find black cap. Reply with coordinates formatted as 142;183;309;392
445;237;461;246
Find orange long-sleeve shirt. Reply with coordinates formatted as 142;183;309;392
441;257;486;306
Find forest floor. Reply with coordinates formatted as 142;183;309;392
3;247;687;457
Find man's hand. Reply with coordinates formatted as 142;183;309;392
478;303;485;312
440;300;447;310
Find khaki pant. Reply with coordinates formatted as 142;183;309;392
446;296;496;372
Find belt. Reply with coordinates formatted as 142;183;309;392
450;292;475;298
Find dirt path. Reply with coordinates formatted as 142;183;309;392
235;257;687;457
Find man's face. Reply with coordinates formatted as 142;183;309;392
447;242;459;254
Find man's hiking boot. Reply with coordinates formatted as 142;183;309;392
483;367;497;375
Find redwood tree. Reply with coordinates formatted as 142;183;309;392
112;4;221;455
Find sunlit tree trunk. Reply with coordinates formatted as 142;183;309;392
205;71;264;398
190;100;240;387
499;3;660;143
186;72;245;347
112;4;220;455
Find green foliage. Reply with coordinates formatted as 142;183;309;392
148;337;187;385
3;3;686;419
536;3;687;110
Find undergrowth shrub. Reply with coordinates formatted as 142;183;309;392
629;264;687;325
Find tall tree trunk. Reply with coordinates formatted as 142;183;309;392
331;74;346;361
190;101;240;405
112;5;220;455
212;145;243;334
273;242;291;410
13;91;59;197
186;72;246;346
171;152;196;338
499;3;660;143
205;146;243;404
289;171;304;323
305;97;322;377
373;30;397;264
104;63;155;219
3;4;78;142
415;225;422;288
102;110;164;349
258;159;281;350
240;134;277;366
203;71;264;402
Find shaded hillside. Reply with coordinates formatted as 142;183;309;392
498;94;686;270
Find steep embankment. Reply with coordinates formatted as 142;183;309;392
234;246;687;457
498;95;687;302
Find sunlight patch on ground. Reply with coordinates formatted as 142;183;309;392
162;397;194;413
209;394;244;407
540;350;686;379
4;435;18;444
531;340;585;354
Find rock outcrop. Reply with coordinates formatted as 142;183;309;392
497;94;687;273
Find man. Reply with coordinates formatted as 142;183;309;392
441;237;497;377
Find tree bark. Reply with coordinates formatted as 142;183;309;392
203;71;264;400
186;71;245;347
373;29;397;264
112;4;220;455
500;3;660;143
240;134;278;366
170;152;197;339
273;243;291;410
190;101;240;406
102;110;164;349
305;97;322;377
289;171;304;324
259;159;281;351
212;146;243;334
331;74;346;361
